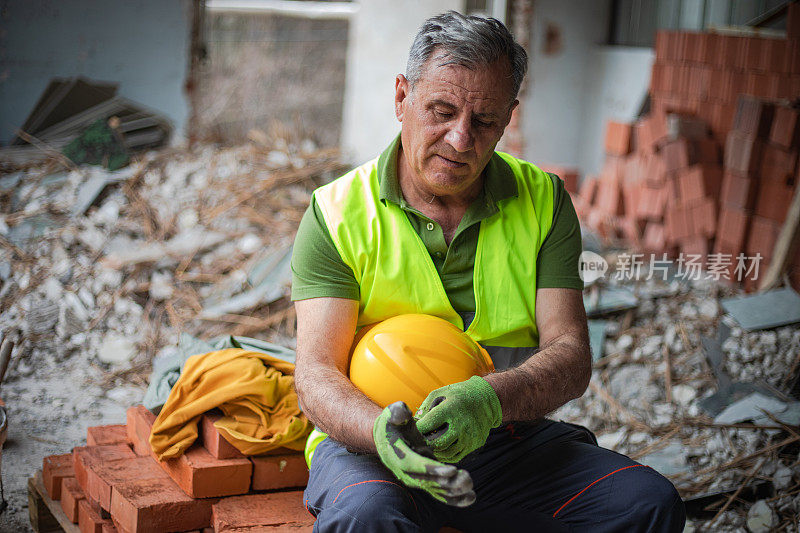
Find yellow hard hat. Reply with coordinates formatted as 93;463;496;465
349;314;494;412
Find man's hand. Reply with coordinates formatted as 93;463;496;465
415;376;502;463
373;401;475;507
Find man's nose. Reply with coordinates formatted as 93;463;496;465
443;116;474;153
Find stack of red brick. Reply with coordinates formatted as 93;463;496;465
650;19;800;147
573;13;800;291
39;406;314;532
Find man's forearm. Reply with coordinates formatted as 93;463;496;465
483;333;591;422
295;362;382;453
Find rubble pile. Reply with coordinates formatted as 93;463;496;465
556;275;800;532
0;134;346;387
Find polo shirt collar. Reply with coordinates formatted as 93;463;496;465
376;133;518;210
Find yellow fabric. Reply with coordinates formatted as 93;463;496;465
150;348;313;460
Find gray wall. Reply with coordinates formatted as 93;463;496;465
0;0;191;145
522;0;614;173
341;0;462;164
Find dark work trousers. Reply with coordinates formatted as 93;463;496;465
303;420;685;532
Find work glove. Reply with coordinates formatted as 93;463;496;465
373;401;476;507
415;375;502;463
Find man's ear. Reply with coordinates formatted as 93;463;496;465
395;74;410;122
504;99;519;126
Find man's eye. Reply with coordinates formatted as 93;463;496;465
474;119;493;128
434;110;452;119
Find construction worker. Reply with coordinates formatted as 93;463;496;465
291;11;685;532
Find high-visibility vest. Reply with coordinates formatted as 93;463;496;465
315;151;555;347
305;151;555;466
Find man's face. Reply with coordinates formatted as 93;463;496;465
395;54;518;198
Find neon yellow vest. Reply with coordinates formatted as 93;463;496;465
304;151;555;466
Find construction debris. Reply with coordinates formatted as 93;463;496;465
0;132;346;529
2;77;172;167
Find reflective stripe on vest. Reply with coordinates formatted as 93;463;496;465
314;151;555;349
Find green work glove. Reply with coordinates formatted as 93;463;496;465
415;375;502;463
373;401;475;507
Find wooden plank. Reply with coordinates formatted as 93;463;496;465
28;470;80;533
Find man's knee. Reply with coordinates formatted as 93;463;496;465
611;466;685;532
310;479;422;532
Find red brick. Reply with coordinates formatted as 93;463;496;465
711;102;736;139
747;216;782;259
762;38;787;74
713;35;734;68
111;476;214;533
60;477;86;523
788;2;800;41
636;185;667;221
787;42;800;75
662;139;691;173
680;236;709;259
690;197;717;237
638;114;668;153
126;405;156;457
87;425;128;447
43;453;74;500
733;96;774;138
677;164;723;203
605;121;633;156
212;492;314;532
159;444;252;499
746;72;772;98
769;74;794;99
689;66;712;99
579;176;598;208
665;205;692;243
539;165;580;195
755;177;794;222
717;206;751;250
760;144;798;180
709;70;732;102
595;177;624;216
685;32;703;63
743;38;767;71
642;223;666;252
655;31;669;62
644;153;667;186
87;455;168;511
250;452;308;491
676;65;692;96
73;445;135;496
700;33;718;64
79;498;113;533
770;106;800;150
200;413;246;460
724;131;763;176
720;171;759;209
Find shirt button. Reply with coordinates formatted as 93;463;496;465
426;222;434;231
435;252;444;258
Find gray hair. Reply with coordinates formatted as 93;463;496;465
406;11;528;101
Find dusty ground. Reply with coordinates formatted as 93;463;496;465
0;349;144;531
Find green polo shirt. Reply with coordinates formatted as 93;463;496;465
291;135;583;309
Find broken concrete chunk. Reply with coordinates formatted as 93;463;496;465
746;500;776;533
714;392;789;425
97;333;137;365
101;229;227;269
639;441;688;476
721;288;800;331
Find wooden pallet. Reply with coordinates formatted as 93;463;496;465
27;470;79;533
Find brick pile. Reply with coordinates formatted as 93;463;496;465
574;16;800;291
38;406;313;532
